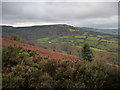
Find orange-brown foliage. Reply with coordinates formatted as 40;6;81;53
1;38;78;61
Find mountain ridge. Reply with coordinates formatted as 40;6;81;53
1;24;118;35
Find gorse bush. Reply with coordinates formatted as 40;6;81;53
2;46;120;88
2;45;22;67
10;33;22;42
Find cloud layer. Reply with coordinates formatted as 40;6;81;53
2;2;118;28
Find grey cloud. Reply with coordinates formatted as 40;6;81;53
2;2;118;28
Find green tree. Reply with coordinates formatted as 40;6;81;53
10;33;21;42
81;44;94;62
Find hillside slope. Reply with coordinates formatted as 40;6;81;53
1;38;120;68
1;38;78;60
2;40;120;88
78;27;118;35
2;25;118;52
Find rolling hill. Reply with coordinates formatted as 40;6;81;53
1;37;119;68
1;38;78;60
78;27;118;35
2;24;118;52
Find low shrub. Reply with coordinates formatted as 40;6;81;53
2;46;120;88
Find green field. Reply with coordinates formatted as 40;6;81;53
51;39;58;43
83;32;88;35
100;39;117;43
76;39;84;42
87;37;99;40
90;47;104;51
97;42;118;51
36;34;118;52
69;29;79;31
76;46;82;48
85;40;98;46
37;37;49;42
37;34;118;52
103;35;112;38
75;35;86;38
63;39;74;42
97;35;104;38
61;42;71;44
59;36;72;39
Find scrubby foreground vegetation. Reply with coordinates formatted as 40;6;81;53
2;45;120;88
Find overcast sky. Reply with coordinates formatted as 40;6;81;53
2;2;118;29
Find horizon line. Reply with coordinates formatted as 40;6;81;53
0;24;118;29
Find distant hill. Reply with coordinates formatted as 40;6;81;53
78;27;118;35
2;24;118;52
2;24;79;40
2;24;117;40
